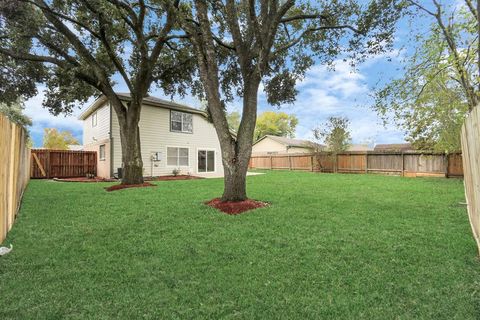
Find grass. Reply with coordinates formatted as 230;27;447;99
0;171;479;319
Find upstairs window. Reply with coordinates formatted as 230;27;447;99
171;110;193;133
92;112;97;127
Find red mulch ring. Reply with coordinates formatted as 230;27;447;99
145;175;203;181
54;177;117;183
105;182;156;192
205;198;269;215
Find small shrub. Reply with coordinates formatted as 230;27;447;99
172;168;180;176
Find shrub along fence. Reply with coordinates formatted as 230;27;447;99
0;114;31;243
249;151;463;178
31;149;97;179
461;106;480;254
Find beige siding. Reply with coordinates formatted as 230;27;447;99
252;138;287;155
83;139;111;178
83;103;110;145
111;104;223;177
287;146;312;154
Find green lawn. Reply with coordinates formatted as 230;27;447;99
0;171;479;319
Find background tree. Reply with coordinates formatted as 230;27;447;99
0;101;31;127
373;0;477;152
42;128;79;150
179;0;402;201
0;0;193;185
254;111;298;141
226;111;241;132
313;116;352;153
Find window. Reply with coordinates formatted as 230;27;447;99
92;112;97;127
198;150;215;172
167;147;189;166
170;110;193;133
99;144;106;160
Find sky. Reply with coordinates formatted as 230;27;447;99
22;6;428;148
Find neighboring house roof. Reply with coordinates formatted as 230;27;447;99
68;145;84;151
254;135;324;149
78;92;207;120
374;143;414;152
347;144;373;152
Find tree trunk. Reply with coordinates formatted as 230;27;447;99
220;80;259;202
221;153;250;201
119;123;143;185
114;98;144;185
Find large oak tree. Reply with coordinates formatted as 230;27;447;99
179;0;402;201
0;0;193;184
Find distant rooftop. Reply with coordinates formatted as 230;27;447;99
256;135;324;149
374;143;414;152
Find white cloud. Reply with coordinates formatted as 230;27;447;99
24;88;90;146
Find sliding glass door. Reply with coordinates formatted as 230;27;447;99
198;150;215;173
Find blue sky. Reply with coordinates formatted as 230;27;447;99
23;7;429;148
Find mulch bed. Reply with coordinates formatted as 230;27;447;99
54;177;118;183
146;175;203;181
205;198;269;215
105;182;156;192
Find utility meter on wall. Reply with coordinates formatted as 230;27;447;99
152;151;162;162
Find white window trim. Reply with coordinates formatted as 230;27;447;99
196;148;216;174
92;112;97;127
170;110;193;134
99;144;106;161
166;145;190;167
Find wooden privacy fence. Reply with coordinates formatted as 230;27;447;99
461;106;480;254
249;151;463;178
31;149;97;179
0;114;30;243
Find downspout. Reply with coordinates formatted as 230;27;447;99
109;103;114;178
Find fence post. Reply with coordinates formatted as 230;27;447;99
289;155;292;170
401;152;405;176
270;156;273;170
334;153;338;173
445;153;449;178
311;155;314;172
365;153;368;174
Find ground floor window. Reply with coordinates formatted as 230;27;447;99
99;144;106;161
167;147;189;166
198;150;215;172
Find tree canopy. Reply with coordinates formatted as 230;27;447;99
373;0;478;152
0;0;194;184
42;128;79;150
0;100;31;127
254;111;298;141
179;0;402;201
313;116;352;153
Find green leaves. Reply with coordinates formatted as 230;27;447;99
313;116;352;152
254;111;299;142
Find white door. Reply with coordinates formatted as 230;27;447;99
198;150;215;173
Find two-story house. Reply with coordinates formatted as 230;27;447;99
79;93;224;178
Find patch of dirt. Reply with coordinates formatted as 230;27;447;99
205;198;269;215
145;175;203;181
54;177;117;183
105;182;156;192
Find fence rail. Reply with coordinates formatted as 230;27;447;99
31;149;97;179
461;106;480;254
0;114;30;243
249;151;463;178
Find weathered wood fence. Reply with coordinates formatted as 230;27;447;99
249;151;463;178
0;114;31;243
461;106;480;254
31;149;97;179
